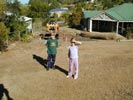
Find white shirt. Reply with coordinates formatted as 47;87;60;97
68;45;78;59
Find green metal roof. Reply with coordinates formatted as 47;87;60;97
105;3;133;21
82;10;102;19
83;3;133;21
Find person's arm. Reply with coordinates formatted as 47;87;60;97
72;38;82;45
75;40;82;45
67;48;70;63
45;39;49;47
68;49;70;58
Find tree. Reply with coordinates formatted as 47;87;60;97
9;0;21;16
69;11;82;27
49;0;61;9
96;0;133;10
61;13;70;23
5;14;28;41
28;0;49;18
0;22;9;44
0;0;5;16
69;3;82;27
0;0;6;25
20;5;30;16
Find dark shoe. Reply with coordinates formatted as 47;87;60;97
46;66;49;71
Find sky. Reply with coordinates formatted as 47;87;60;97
18;0;29;4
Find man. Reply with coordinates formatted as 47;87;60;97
45;32;58;70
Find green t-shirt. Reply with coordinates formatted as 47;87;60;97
45;38;58;54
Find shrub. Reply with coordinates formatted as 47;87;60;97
21;33;33;42
0;22;9;52
9;32;20;41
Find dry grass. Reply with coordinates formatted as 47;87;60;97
0;27;133;100
79;31;126;40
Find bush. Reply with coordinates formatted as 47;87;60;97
9;32;20;41
0;23;9;42
21;33;33;42
0;22;9;52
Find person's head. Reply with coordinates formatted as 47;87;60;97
70;37;76;45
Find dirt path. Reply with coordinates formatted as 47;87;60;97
0;27;133;100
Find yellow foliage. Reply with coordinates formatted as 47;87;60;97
0;0;6;16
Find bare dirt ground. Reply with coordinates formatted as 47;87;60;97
0;27;133;100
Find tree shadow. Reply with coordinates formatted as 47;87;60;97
33;54;48;70
55;65;68;75
0;84;13;100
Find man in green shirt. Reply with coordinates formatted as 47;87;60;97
45;33;58;70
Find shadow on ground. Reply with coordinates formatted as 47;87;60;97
55;65;68;75
33;54;68;75
33;54;47;70
0;84;13;100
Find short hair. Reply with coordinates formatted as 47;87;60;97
70;37;75;42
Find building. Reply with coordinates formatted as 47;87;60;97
19;16;32;32
49;8;69;18
82;3;133;36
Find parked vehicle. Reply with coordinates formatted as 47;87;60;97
41;20;59;40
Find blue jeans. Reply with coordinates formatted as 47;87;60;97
47;54;56;68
